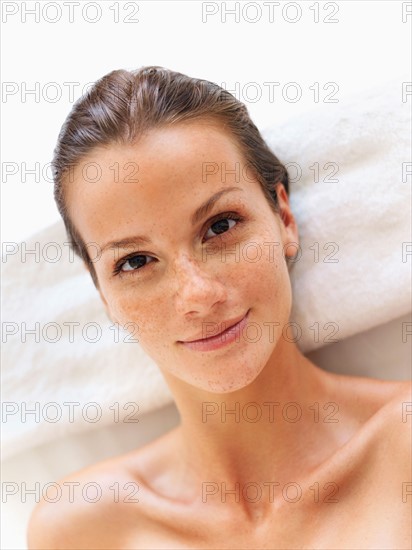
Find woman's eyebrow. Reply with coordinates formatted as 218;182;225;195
100;186;244;255
190;186;243;225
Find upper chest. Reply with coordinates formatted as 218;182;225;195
121;464;411;549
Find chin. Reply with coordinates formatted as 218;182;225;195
183;348;270;394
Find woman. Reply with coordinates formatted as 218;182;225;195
28;66;411;549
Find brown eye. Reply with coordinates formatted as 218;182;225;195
113;254;155;276
204;213;242;240
122;255;150;271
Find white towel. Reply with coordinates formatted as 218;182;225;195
2;77;411;461
263;77;411;349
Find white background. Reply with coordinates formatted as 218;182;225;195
1;0;411;244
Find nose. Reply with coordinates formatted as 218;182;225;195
172;253;227;317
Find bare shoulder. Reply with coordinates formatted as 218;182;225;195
364;378;412;427
322;370;411;462
348;378;412;473
324;368;411;422
374;379;412;452
365;379;412;531
26;446;155;550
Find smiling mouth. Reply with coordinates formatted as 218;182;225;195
178;310;250;344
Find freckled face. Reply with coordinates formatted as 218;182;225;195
66;121;298;393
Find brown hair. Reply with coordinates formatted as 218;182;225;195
52;65;290;289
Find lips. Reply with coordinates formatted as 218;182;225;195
179;311;249;343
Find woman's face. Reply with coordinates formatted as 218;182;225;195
67;120;299;393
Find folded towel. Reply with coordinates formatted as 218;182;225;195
2;77;410;461
263;76;411;349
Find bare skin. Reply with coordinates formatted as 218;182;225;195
27;120;412;549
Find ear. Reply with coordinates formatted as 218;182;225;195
275;182;299;259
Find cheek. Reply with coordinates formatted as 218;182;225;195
104;289;167;349
239;233;291;305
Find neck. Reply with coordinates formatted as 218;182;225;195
161;338;339;494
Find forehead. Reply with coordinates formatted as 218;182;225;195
75;118;245;175
67;120;250;206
